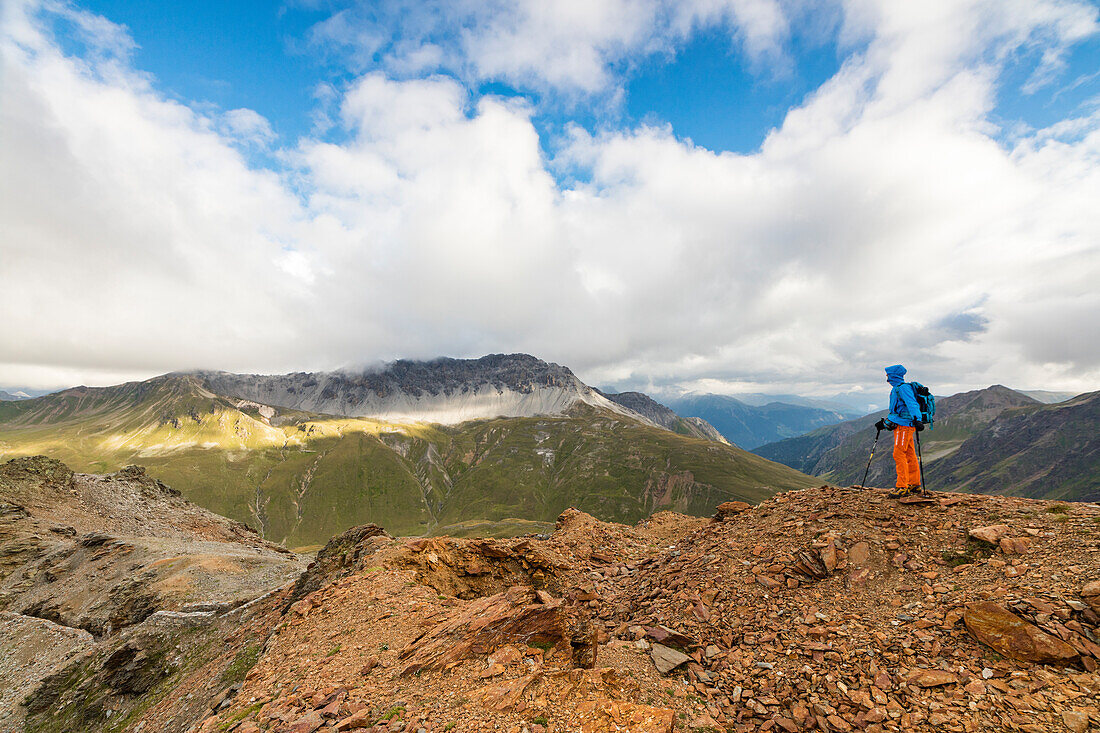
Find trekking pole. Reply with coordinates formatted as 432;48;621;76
915;429;928;496
859;428;881;488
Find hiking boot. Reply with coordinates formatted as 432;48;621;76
907;484;922;493
888;486;913;499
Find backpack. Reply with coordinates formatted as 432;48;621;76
909;382;935;429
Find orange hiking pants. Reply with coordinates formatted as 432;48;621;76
893;426;920;488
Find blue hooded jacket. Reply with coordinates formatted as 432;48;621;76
886;364;922;427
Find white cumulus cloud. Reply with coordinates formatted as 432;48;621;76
0;0;1098;401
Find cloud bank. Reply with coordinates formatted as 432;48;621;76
1;0;1098;399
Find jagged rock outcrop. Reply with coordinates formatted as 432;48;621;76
285;523;393;609
398;585;596;675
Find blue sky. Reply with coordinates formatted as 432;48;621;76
70;0;1100;156
2;0;1099;397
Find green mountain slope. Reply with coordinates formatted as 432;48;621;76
929;390;1100;501
0;376;818;549
752;385;1041;487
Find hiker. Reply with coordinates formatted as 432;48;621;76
874;364;924;498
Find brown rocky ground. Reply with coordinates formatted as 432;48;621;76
199;487;1100;733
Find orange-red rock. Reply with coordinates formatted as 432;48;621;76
398;585;594;675
969;525;1012;544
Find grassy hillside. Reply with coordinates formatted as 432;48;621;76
0;377;817;549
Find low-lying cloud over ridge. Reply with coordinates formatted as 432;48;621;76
1;0;1098;398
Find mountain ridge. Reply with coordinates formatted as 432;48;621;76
930;389;1100;501
0;363;818;548
596;389;728;443
191;353;644;427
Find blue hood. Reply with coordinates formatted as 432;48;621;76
885;364;907;386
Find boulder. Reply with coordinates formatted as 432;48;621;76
642;625;694;649
964;602;1079;665
287;711;324;733
847;542;871;567
998;537;1031;555
335;710;372;731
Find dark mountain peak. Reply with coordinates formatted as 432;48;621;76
193;354;580;402
596;390;678;424
341;353;579;396
186;354;613;425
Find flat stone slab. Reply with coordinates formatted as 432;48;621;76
649;643;691;674
964;602;1079;665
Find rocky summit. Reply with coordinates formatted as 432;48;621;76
185;486;1100;733
3;455;1100;732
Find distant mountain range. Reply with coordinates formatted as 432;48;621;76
1018;389;1079;404
664;393;856;449
0;390;31;401
931;390;1100;501
753;385;1099;501
720;392;868;416
0;355;816;548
